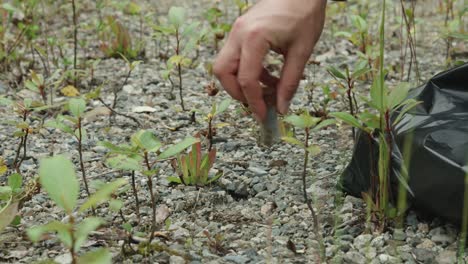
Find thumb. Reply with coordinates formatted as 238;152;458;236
277;48;310;114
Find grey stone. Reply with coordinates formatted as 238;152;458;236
169;256;185;264
343;251;366;264
371;236;386;248
393;228;406;241
223;255;250;264
412;248;435;263
248;166;268;176
378;254;398;264
354;234;373;249
435;250;456;264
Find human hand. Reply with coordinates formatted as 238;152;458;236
213;0;327;122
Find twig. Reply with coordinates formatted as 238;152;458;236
72;0;78;88
97;97;141;127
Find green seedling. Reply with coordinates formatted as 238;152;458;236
203;99;231;151
154;6;201;110
335;14;370;55
0;173;22;232
331;0;420;231
309;84;338;118
45;98;92;199
168;140;223;186
204;7;231;51
233;0;250;16
27;155;126;264
100;130;198;244
327;60;372;139
99;16;141;59
282;111;335;261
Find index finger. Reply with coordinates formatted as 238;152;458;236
237;33;270;122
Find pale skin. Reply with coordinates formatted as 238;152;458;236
213;0;328;122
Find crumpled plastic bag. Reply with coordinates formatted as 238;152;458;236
340;63;468;224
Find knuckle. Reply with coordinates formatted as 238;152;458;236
237;75;255;89
232;17;245;32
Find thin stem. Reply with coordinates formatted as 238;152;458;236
144;153;157;245
175;28;185;110
131;171;141;222
208;117;213;151
72;0;78;88
302;128;324;261
97;97;141;127
69;215;78;264
77;118;91;198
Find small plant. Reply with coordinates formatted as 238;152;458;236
282;111;335;261
327;60;372;139
0;173;22;232
99;16;142;59
204;7;231;51
100;130;198;244
202;99;231;151
27;155;126;264
331;0;420;230
168;140;223;186
45;98;92;198
155;6;201;110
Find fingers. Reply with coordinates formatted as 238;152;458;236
277;46;310;114
213;34;246;103
237;32;270;122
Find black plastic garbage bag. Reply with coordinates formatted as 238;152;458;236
340;63;468;224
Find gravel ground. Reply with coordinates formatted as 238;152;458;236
0;0;467;263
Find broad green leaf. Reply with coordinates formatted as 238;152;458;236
69;98;86;118
215;99;231;115
388;83;410;109
284;114;319;129
77;248;112;264
370;76;387;111
306;145;321;156
109;199;124;212
45;120;74;134
327;66;347;80
0;186;12;200
79;179;127;213
131;130;162;152
334;31;353;39
392;99;421;126
122;222;132;232
281;136;304;148
106;155;142;171
75;217;105;251
0;96;13;106
312;119;336;132
168;6;186;28
330;112;365;131
158;136;200;160
167;176;182;184
8;173;22;192
0;201;18;232
25;80;38;92
27;221;72;247
39;156;79;213
352;67;372;79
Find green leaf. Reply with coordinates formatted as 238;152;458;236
0;186;12;200
39;156;79;213
75;217;105;251
330;112;365;131
215;99;231;115
77;248;112;264
168;6;186;28
167;176;182;184
351;67;372;79
388;82;410;109
131;130;162;152
392;99;421;126
106;155;142;171
27;221;72;247
306;145;321;156
284;114;319;129
8;173;22;191
79;179;127;213
158;136;200;160
312;119;336;132
0;96;13;106
45;120;74;134
370;76;388;112
122;222;132;232
109;199;124;212
207;171;224;184
69;98;86;118
327;66;347;80
281;136;305;148
0;201;18;232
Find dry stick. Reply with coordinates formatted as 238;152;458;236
175;28;185;110
77;118;92;201
72;0;78;88
144;153;157;247
131;170;141;222
97;97;141;127
302;128;325;261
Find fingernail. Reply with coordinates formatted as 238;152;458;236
278;99;291;115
